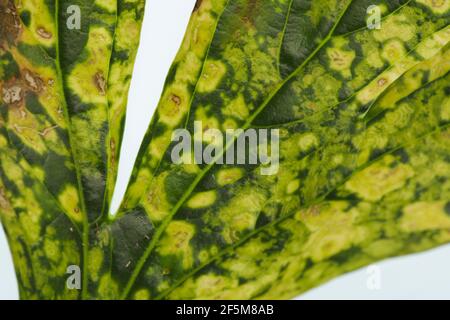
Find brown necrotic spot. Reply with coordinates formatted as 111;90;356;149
39;125;59;137
0;188;11;209
377;78;388;87
171;94;181;106
2;84;23;104
1;69;45;106
110;138;116;165
36;27;52;40
238;0;260;27
23;69;44;92
94;72;106;95
0;0;21;48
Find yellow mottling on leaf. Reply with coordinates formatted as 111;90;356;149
187;191;217;209
223;94;250;120
141;173;171;222
286;180;300;194
149;131;173;159
382;39;407;64
98;275;119;299
220;191;266;243
88;247;104;282
441;98;450;121
21;0;56;47
300;202;368;261
327;37;355;78
216;168;244;186
95;0;117;13
194;274;238;300
373;14;416;42
416;0;450;14
195;107;220;131
197;60;227;93
298;133;319;152
58;186;83;223
134;289;150;300
345;155;414;202
158;221;195;270
68;26;113;104
158;85;190;127
44;238;61;262
400;201;450;232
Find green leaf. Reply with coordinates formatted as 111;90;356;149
0;0;145;299
1;0;450;300
117;0;450;300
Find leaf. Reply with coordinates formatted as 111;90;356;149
116;0;450;300
1;0;450;301
0;0;145;299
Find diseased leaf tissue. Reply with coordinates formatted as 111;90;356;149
0;0;449;300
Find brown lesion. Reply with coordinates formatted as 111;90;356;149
94;72;107;95
109;138;116;166
23;69;44;92
0;0;22;49
36;27;53;40
1;69;44;107
171;94;181;106
1;80;23;105
0;187;12;210
238;0;261;28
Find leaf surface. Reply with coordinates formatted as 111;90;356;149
0;0;145;299
1;0;450;300
117;0;450;300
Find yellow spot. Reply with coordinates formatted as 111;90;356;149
223;94;250;120
300;202;363;261
115;10;142;51
98;275;119;299
298;133;319;152
195;107;220;131
286;180;300;194
95;0;117;12
365;239;403;258
58;186;83;223
440;98;450;121
400;201;450;232
416;26;450;60
30;165;45;182
220;191;266;243
134;289;150;300
88;247;104;282
158;85;190;127
187;191;217;209
382;39;407;64
141;173;171;222
222;118;238;130
158;221;195;269
149;131;172;159
44;238;61;262
195;274;238;299
21;0;56;47
327;38;355;78
216;168;244;186
197;60;227;93
373;14;416;42
68;27;112;104
345;156;414;201
416;0;450;14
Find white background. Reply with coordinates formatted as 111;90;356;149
1;0;450;300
